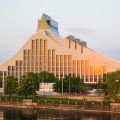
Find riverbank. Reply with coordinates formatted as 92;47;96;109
0;99;120;114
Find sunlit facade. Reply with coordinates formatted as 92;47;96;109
0;13;120;91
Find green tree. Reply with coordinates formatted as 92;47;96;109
38;71;56;83
105;70;120;101
47;73;56;83
53;80;62;92
38;71;49;83
53;76;71;93
16;75;36;98
21;72;39;91
96;80;106;96
4;75;18;97
26;72;39;90
67;76;87;95
53;75;87;95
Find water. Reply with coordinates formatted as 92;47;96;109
0;107;120;120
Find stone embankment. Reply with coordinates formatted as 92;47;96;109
0;99;120;113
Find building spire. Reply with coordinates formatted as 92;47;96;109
37;13;60;36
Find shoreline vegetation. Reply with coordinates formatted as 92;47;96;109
0;95;110;105
1;95;120;114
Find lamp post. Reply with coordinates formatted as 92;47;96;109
116;80;119;92
32;77;34;100
116;80;119;100
69;79;70;95
42;77;43;95
116;80;118;82
32;87;34;100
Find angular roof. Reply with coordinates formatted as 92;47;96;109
37;13;60;36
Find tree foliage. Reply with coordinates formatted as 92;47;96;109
16;73;36;98
53;75;87;95
96;80;107;95
4;75;18;97
105;70;120;100
38;71;56;83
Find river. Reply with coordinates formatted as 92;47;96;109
0;107;120;120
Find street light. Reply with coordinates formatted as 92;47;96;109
69;79;70;95
116;80;119;91
32;77;34;100
115;80;120;101
116;80;119;82
42;77;43;95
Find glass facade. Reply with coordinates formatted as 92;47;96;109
0;37;108;88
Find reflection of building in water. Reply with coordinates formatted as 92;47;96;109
0;13;120;92
0;111;3;119
22;109;33;116
80;118;93;120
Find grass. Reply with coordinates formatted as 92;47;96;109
0;95;110;105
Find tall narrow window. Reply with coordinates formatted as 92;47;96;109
77;60;80;77
103;66;106;74
52;49;55;74
90;66;93;82
98;66;103;81
85;60;89;82
64;55;68;76
56;55;59;77
60;55;63;78
94;66;97;82
73;60;76;76
81;60;84;80
68;55;72;75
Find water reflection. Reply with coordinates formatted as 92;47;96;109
0;107;120;120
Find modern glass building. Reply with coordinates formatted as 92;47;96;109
0;13;120;92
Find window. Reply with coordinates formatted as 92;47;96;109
20;61;22;66
28;50;31;55
36;39;39;44
24;50;27;55
8;66;11;71
103;66;106;74
16;61;19;66
52;49;55;55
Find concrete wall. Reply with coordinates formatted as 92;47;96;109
1;98;120;112
0;99;109;111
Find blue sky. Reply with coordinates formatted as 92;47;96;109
0;0;120;64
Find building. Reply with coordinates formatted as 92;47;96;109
0;13;120;92
37;83;54;95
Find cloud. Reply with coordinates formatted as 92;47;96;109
67;27;93;34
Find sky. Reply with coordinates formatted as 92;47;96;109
0;0;120;64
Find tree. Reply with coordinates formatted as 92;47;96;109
38;71;56;83
96;80;106;96
53;75;87;95
4;75;18;97
21;72;39;91
26;72;39;90
53;76;71;93
38;71;49;83
47;73;56;83
16;75;36;98
53;80;62;92
105;70;120;101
